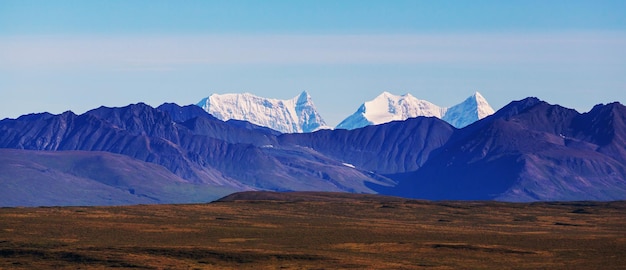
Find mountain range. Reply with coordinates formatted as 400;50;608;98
1;96;625;206
196;91;495;133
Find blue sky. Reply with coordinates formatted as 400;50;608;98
1;0;625;125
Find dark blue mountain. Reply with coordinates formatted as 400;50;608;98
388;98;626;201
571;102;626;163
156;102;215;123
157;102;282;136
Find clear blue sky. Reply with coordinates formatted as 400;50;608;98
1;0;625;125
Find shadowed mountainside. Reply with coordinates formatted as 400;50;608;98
279;117;455;174
389;98;626;201
0;149;237;206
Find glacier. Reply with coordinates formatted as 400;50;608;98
197;91;329;133
337;92;495;129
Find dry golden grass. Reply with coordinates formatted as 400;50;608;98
1;192;625;269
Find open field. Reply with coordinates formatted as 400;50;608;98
1;191;626;269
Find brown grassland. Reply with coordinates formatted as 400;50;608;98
1;191;625;269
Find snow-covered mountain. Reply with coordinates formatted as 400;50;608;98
336;92;495;129
197;91;328;133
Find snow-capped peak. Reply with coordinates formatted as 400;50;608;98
442;92;495;128
473;92;495;119
336;92;445;130
336;91;495;130
196;91;328;133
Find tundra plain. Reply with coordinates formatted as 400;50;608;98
1;192;625;269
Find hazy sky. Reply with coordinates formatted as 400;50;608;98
1;0;625;126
